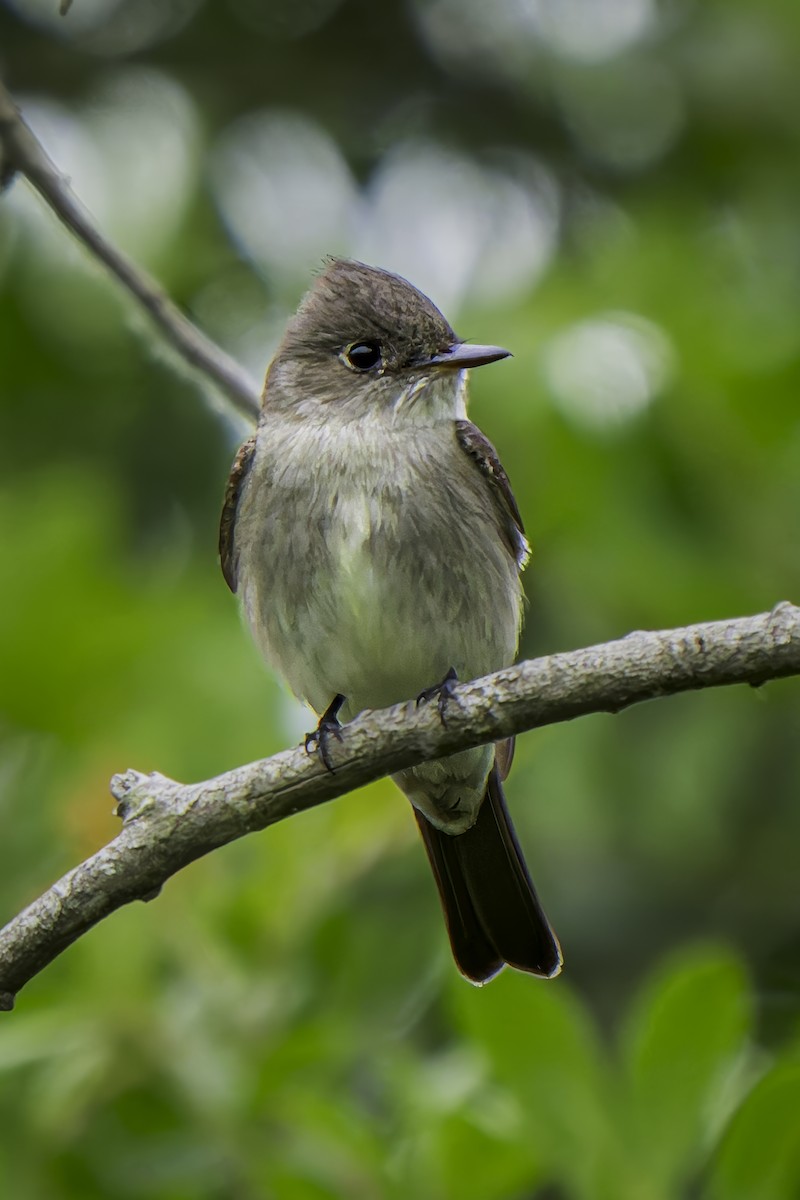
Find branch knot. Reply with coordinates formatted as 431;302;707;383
111;770;176;823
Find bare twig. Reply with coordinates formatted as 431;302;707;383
0;603;797;1009
0;78;261;422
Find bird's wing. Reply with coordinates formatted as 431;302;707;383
456;420;527;783
454;419;529;570
219;434;257;593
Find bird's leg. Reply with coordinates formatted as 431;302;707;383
304;693;347;773
416;666;459;725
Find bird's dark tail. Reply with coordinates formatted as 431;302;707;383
414;766;562;984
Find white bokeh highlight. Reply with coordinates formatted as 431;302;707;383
211;111;358;282
4;0;203;55
355;142;559;314
84;70;200;259
6;71;199;265
543;312;675;432
414;0;658;71
536;0;658;63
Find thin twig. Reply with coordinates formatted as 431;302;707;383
0;78;261;422
0;603;797;1009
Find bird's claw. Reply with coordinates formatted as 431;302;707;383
304;693;346;773
416;666;459;726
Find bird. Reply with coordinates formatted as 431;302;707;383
219;258;561;984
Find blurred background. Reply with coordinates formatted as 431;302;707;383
1;0;799;1196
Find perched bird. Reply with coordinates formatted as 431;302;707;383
220;259;561;983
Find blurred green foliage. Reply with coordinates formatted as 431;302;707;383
1;0;799;1196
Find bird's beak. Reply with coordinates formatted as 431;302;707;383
427;343;512;370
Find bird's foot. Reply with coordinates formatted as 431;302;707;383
416;666;459;726
304;693;346;773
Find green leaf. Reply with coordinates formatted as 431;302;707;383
705;1059;800;1200
435;1112;541;1200
449;972;616;1197
621;945;751;1190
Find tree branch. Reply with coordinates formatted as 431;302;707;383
0;604;797;1009
0;78;261;423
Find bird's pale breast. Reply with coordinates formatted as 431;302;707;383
236;412;523;723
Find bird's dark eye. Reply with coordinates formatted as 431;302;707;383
342;341;382;371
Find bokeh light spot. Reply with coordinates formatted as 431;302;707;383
537;0;657;63
5;0;203;55
556;58;684;171
211;111;358;284
543;312;675;432
356;142;559;314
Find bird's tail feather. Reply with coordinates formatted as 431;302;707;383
415;766;562;983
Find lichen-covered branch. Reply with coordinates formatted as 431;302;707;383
0;603;797;1009
0;77;261;422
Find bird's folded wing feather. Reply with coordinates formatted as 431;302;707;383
219;433;257;593
454;419;529;569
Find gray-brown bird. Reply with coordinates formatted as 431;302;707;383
220;258;561;983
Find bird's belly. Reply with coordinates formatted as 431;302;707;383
244;491;519;719
310;550;457;716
